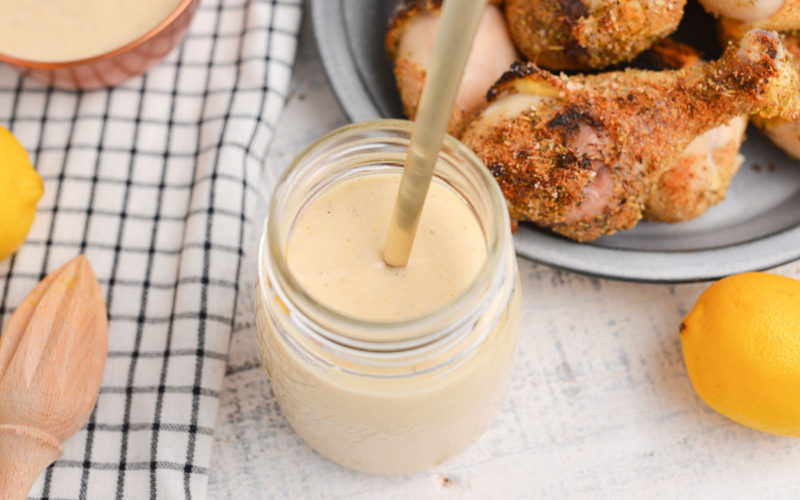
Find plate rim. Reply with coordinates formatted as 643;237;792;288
310;0;800;283
311;0;382;124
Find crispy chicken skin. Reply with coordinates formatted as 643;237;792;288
386;0;518;138
504;0;686;71
461;31;800;241
726;30;800;160
632;40;749;223
645;117;747;221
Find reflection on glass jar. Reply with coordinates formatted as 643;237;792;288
255;120;522;474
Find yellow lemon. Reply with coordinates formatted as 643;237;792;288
0;125;43;261
681;272;800;437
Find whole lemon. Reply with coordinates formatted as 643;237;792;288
681;272;800;437
0;125;43;261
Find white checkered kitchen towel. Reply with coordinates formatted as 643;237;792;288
0;0;302;498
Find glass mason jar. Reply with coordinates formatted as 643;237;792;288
255;120;521;475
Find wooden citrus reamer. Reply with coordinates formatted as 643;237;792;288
0;256;108;500
383;0;489;267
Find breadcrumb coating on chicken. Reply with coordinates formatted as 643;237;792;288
505;0;687;70
630;39;748;223
734;30;800;160
644;126;746;222
463;30;800;241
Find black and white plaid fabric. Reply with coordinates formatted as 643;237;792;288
0;0;302;498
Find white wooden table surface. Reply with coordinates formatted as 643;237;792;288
208;15;800;500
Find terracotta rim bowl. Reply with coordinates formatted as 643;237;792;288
0;0;200;90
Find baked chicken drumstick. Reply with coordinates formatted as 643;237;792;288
461;30;800;242
719;27;800;160
504;0;686;70
387;0;518;138
631;40;748;223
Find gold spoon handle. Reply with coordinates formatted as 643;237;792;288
0;425;64;500
383;0;489;267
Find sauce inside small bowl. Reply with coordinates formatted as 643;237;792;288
0;0;184;62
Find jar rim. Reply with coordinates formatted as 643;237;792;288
260;119;511;348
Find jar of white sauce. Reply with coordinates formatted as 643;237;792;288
255;120;521;474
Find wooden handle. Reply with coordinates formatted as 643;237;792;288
0;425;63;500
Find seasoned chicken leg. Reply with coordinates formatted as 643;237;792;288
753;110;800;160
646;117;747;222
631;40;749;223
722;29;800;160
504;0;686;70
461;30;800;241
387;0;518;138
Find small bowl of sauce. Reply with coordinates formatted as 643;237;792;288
0;0;198;89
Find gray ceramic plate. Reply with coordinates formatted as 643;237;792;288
311;0;800;282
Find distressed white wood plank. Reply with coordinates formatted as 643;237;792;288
208;16;800;500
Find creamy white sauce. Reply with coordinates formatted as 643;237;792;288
287;173;487;322
0;0;184;62
257;172;521;473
